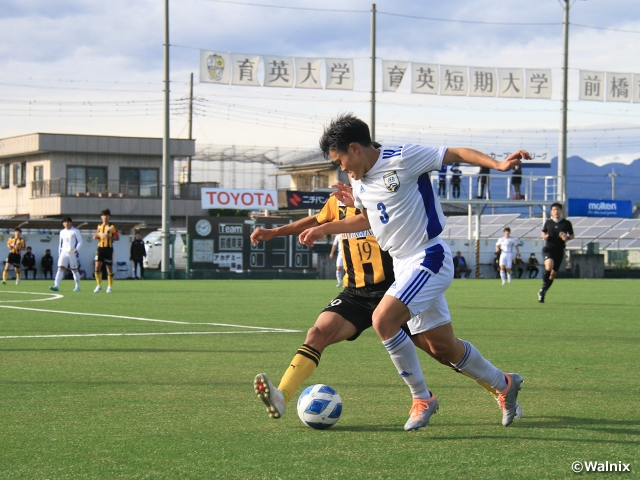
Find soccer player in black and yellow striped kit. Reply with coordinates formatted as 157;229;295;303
3;227;25;285
93;208;118;293
252;193;518;421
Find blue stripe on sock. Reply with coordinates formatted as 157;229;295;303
383;329;408;353
455;341;471;369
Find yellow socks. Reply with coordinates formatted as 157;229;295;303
2;270;7;282
95;271;102;286
107;272;114;287
278;344;321;404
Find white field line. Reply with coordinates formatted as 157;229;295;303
0;331;294;339
0;304;301;337
0;291;63;302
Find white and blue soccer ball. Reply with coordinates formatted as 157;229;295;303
296;384;342;430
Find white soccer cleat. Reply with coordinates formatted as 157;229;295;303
73;285;81;292
497;373;524;426
15;279;20;285
496;396;523;419
94;285;102;293
106;286;113;293
254;373;286;419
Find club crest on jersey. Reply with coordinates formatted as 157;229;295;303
383;171;400;192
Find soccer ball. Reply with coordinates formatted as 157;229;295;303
297;384;342;430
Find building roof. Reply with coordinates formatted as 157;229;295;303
0;133;195;159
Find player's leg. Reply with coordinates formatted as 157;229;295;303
94;254;103;292
68;255;81;291
255;291;367;419
335;253;343;287
499;253;507;284
2;261;8;284
539;248;555;302
105;252;114;292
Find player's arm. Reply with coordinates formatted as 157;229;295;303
93;227;100;240
74;229;83;253
250;215;320;246
443;148;530;172
299;210;370;247
516;244;520;255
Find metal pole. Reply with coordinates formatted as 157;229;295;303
187;72;193;184
161;0;171;279
558;0;569;208
607;168;619;200
370;3;376;141
474;204;481;279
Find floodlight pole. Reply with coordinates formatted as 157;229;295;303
370;3;376;142
558;0;570;209
607;168;619;200
187;72;193;184
161;0;171;279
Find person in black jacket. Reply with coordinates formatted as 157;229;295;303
130;232;146;279
41;249;54;279
21;246;37;279
538;203;574;303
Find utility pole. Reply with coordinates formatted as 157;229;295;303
558;0;570;209
370;3;376;142
187;72;193;184
607;168;619;200
161;0;171;279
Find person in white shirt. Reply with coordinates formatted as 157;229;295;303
49;216;83;292
495;228;520;285
329;234;344;287
299;113;526;430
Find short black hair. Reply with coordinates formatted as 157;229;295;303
26;246;32;250
550;202;563;211
504;227;511;233
62;216;73;223
14;227;21;232
100;209;111;216
319;113;373;159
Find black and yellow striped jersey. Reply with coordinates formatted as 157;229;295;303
317;196;394;294
96;224;116;248
7;237;25;254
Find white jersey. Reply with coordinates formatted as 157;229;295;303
352;144;447;258
496;237;518;254
59;227;83;255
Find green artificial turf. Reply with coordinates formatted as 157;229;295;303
0;278;638;479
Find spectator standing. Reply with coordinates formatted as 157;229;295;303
41;249;54;279
450;163;462;198
477;166;490;199
437;164;447;197
512;164;523;200
130;232;146;279
21;246;37;279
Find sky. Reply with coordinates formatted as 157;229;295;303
2;0;640;166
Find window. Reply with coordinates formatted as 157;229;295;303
13;162;26;187
34;166;43;182
0;164;9;188
120;168;159;197
66;166;107;195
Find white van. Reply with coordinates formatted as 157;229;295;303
143;230;188;270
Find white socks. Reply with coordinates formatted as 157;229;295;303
507;272;512;283
336;270;342;285
382;329;430;399
453;340;507;392
500;270;506;283
71;268;80;288
54;268;64;288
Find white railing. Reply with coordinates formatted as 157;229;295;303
431;173;558;202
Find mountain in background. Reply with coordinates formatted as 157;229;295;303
525;155;640;202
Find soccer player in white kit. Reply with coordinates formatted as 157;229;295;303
495;227;520;285
49;216;83;292
329;234;344;287
300;114;526;430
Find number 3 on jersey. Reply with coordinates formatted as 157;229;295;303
377;202;389;224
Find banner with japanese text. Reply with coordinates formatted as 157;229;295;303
382;60;408;92
325;58;354;90
231;54;261;86
285;191;331;209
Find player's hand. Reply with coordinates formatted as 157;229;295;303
299;227;324;247
250;228;275;246
559;232;569;241
496;149;531;172
330;181;355;207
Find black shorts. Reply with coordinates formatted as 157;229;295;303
321;288;411;342
5;253;21;268
95;247;114;264
542;247;564;271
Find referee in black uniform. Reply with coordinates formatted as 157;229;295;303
538;202;574;303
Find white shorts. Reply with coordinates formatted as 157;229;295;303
386;239;453;335
58;251;78;270
336;251;343;268
499;252;513;269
